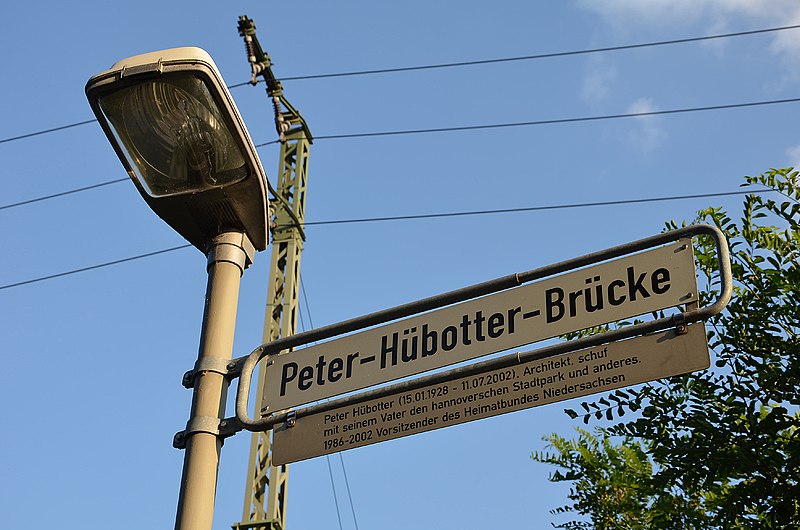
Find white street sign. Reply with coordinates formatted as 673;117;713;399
272;323;710;464
263;240;697;412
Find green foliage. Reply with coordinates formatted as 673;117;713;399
532;428;654;530
532;169;800;529
533;427;713;530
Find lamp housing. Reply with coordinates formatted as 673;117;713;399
86;47;269;252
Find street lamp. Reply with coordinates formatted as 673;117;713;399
86;47;270;530
86;46;269;252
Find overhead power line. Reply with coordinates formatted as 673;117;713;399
297;97;800;143
295;189;770;227
326;456;344;530
298;281;360;529
4;95;797;212
0;188;772;291
0;119;97;145
274;24;800;82
339;454;360;530
300;279;316;329
1;23;797;146
0;244;191;291
0;178;128;211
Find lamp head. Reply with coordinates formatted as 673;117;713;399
86;47;269;252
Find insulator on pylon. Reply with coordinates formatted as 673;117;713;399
243;35;257;64
272;96;288;142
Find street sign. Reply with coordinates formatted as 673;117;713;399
272;323;710;464
263;240;697;412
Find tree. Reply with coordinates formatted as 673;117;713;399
532;168;800;529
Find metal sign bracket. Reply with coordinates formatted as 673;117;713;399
672;311;689;335
182;357;243;389
173;417;244;450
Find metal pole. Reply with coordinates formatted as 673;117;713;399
175;231;255;530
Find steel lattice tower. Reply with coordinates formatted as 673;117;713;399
233;16;312;530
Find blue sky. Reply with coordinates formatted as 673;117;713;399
2;1;799;529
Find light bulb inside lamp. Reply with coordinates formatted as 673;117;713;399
99;75;248;197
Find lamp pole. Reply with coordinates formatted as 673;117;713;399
174;231;255;530
86;46;270;530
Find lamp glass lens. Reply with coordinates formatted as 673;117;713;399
99;75;248;197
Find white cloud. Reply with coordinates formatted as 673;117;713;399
701;18;734;57
582;62;617;104
578;0;792;26
626;97;666;152
577;0;800;65
785;144;800;169
771;9;800;68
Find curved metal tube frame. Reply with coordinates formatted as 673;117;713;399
235;224;731;432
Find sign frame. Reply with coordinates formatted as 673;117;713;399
234;224;732;433
271;323;711;464
263;240;697;412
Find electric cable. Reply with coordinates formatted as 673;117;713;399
300;279;361;530
300;279;316;329
326;455;345;530
0;188;774;291
339;453;360;530
296;292;307;333
299;97;800;143
0;178;128;211
1;23;797;146
297;277;322;347
274;24;800;82
6;95;795;212
0;244;191;291
312;279;345;530
294;189;769;227
0;119;97;145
